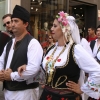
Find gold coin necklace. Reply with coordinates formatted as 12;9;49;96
45;45;66;83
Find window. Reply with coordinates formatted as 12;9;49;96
0;0;5;30
30;0;68;43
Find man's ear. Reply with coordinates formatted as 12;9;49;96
25;22;29;28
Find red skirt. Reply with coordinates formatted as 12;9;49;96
40;87;82;100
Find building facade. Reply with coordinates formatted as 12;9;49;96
0;0;100;39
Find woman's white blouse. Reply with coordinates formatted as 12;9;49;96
42;42;100;99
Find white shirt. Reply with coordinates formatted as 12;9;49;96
80;38;93;100
80;38;93;56
42;42;100;99
0;38;43;100
92;39;100;57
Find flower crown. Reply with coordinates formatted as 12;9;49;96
56;11;80;44
56;11;70;33
56;11;69;27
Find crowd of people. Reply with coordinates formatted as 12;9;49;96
0;4;100;100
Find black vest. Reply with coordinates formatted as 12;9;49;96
3;34;39;91
46;43;80;89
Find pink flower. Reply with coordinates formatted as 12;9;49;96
56;11;70;32
57;11;68;26
58;11;65;17
58;17;62;22
63;17;67;22
62;20;68;26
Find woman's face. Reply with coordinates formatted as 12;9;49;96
51;19;63;40
48;35;53;43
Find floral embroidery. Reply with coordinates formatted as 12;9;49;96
87;79;100;92
61;98;68;100
47;95;52;100
46;57;50;60
45;46;66;83
61;98;65;100
57;59;61;62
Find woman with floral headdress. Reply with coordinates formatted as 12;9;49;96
18;11;100;100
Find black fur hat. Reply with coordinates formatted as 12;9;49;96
11;5;30;22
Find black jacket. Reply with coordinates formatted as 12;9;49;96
0;31;12;56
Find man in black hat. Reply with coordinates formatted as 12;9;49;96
0;5;43;100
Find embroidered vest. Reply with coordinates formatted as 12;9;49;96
3;34;39;91
45;43;80;89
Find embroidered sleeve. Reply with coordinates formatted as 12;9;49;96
74;44;100;99
81;77;100;99
87;78;100;92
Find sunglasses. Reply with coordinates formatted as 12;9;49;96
3;21;10;27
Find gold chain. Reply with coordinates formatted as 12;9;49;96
45;45;66;83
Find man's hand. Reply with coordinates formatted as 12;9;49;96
4;68;12;81
18;65;26;76
0;70;4;81
66;81;83;94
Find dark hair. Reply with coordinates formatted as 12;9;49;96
96;25;100;30
88;27;96;31
2;14;12;20
88;27;96;33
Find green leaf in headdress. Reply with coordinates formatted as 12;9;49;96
56;15;59;18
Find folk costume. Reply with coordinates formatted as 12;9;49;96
2;34;43;100
88;31;100;100
0;5;43;100
90;39;100;59
79;38;93;100
40;11;100;100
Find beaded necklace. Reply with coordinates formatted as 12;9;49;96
45;45;66;83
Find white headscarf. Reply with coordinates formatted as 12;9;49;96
67;16;80;44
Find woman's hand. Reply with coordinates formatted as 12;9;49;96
66;81;83;94
18;64;26;76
